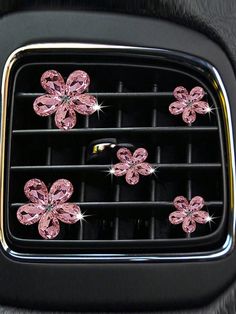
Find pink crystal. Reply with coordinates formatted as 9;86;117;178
169;210;186;225
34;69;98;130
33;95;60;116
17;178;84;240
72;94;98;115
24;179;48;204
54;203;81;224
49;179;73;205
113;163;130;176
169;101;187;115
133;148;148;164
190;86;205;101
190;196;204;211
173;196;189;211
54;104;76;130
41;70;65;95
173;86;189;101
136;162;153;176
182;217;196;233
169;195;209;234
126;168;140;185
66;70;90;95
182;107;196;124
17;203;45;225
169;86;209;124
117;148;132;163
38;212;60;239
113;147;152;185
194;101;209;114
192;210;209;224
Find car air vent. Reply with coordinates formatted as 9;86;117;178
1;44;231;260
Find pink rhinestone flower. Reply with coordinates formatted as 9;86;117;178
33;70;99;130
169;196;210;234
17;178;82;239
112;148;153;185
169;86;210;124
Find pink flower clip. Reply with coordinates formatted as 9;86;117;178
17;179;82;239
169;86;210;124
169;196;210;234
111;147;154;185
33;70;100;130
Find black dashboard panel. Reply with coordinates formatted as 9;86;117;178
0;7;236;312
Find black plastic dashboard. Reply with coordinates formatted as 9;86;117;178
0;2;236;313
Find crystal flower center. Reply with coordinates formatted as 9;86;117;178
185;208;193;216
128;159;136;166
186;99;193;106
60;95;71;103
45;204;53;211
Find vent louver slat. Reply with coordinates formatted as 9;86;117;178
3;47;229;258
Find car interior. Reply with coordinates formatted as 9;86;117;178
0;1;236;313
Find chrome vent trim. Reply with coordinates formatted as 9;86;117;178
0;43;234;262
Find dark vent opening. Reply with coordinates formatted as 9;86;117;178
4;50;228;255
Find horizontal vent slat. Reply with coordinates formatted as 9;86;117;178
11;201;223;209
16;92;173;99
10;163;221;172
12;126;218;136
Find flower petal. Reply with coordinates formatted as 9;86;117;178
192;210;209;224
38;212;60;239
24;179;48;204
133;148;148;163
173;86;189;101
182;107;196;124
117;148;132;163
182;217;196;233
41;70;66;95
54;203;81;224
190;196;205;211
125;168;139;185
66;70;90;96
71;94;98;115
190;86;205;102
17;203;45;225
33;94;61;116
169;101;187;115
54;104;77;130
113;163;130;176
136;162;153;176
49;179;74;206
169;210;186;225
193;101;210;114
173;196;189;211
